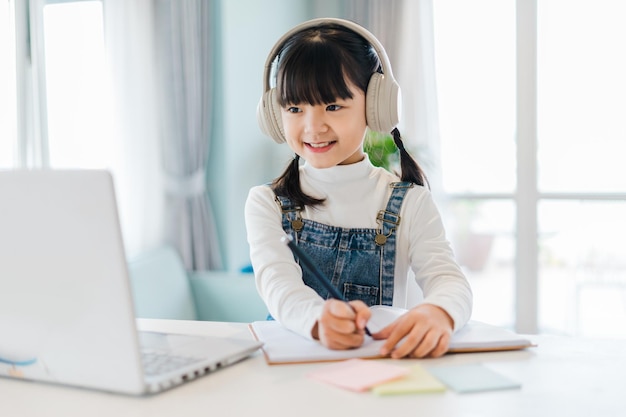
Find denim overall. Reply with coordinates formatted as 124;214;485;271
275;182;413;307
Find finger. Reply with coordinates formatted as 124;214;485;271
379;309;424;354
407;328;452;358
318;325;365;350
428;332;451;358
372;322;396;340
390;326;428;359
319;310;358;335
380;320;421;356
348;299;370;312
348;300;371;332
407;330;444;358
329;334;365;349
322;300;356;333
327;299;357;320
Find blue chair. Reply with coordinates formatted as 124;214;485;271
127;246;198;320
127;246;268;322
189;271;268;322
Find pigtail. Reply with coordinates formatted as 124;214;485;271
392;128;429;188
271;154;326;208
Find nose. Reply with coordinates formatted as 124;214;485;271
303;107;328;134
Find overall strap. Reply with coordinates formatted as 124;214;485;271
377;181;414;305
375;181;414;246
274;194;304;236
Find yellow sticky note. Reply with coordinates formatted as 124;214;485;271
372;364;446;395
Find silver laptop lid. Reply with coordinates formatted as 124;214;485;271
0;170;145;394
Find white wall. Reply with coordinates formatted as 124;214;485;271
209;0;307;272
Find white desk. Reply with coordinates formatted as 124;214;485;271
2;319;625;417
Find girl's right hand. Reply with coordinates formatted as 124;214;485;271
311;299;371;350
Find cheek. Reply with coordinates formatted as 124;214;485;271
280;115;298;139
281;117;301;149
343;119;368;141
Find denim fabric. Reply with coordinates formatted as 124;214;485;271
275;182;412;307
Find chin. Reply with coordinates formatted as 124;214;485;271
306;160;336;169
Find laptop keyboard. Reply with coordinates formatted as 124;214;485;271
141;351;204;377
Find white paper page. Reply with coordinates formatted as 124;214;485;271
251;321;386;363
251;307;533;363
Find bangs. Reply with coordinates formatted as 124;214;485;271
276;40;362;106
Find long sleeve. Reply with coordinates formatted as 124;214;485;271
399;189;473;331
244;185;324;339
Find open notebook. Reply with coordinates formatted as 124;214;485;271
250;306;534;364
0;170;262;395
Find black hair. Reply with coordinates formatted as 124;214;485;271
270;22;428;208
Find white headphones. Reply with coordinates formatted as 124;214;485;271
257;18;401;144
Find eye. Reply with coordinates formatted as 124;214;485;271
285;106;301;113
326;104;342;111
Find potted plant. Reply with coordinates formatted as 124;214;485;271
364;130;399;171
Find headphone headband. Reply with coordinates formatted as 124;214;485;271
262;18;396;91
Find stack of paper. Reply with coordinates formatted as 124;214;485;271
306;359;521;395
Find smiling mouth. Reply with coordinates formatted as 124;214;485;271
306;141;336;148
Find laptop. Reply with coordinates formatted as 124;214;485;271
0;169;262;395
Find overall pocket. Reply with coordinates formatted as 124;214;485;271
342;283;380;306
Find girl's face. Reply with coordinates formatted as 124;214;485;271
280;82;367;168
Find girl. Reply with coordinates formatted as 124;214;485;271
245;18;472;358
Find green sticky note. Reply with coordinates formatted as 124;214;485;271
372;364;446;395
427;363;521;393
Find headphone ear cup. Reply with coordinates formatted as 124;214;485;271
365;72;401;133
257;88;286;143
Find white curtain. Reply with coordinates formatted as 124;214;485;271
102;0;164;258
103;0;221;270
154;0;222;271
344;0;443;189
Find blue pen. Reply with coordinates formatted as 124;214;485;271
281;234;372;336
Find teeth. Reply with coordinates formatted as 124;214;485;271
309;142;331;148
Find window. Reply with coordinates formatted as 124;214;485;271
42;0;114;169
434;0;626;338
9;0;112;170
537;0;626;338
433;0;517;329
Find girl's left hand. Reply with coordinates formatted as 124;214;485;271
373;304;454;358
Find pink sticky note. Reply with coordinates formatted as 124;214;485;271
306;359;410;392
